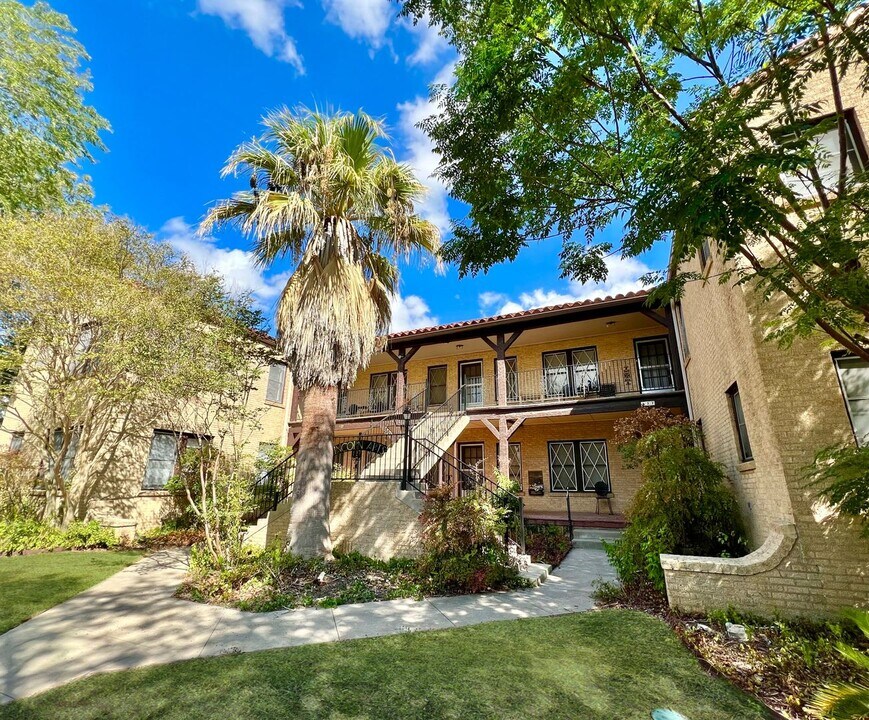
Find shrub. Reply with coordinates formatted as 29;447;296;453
0;518;119;553
526;524;572;567
613;407;694;468
62;520;119;549
607;423;747;592
418;485;525;593
808;608;869;720
0;518;63;553
420;485;508;556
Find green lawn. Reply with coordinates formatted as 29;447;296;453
0;610;771;720
0;550;143;634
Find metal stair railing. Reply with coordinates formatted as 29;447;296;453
243;450;297;524
407;435;525;552
332;386;428;481
411;385;465;446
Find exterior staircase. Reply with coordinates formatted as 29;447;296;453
572;527;624;549
242;383;523;554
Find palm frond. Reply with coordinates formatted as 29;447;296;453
203;106;441;388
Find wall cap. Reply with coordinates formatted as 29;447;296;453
660;523;797;576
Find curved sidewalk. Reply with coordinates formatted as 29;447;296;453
0;546;615;703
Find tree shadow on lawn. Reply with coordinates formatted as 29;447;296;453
0;610;773;720
0;551;144;634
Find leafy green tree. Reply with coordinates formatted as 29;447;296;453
203;108;440;558
808;608;869;719
403;0;869;361
0;212;270;528
810;445;869;535
608;422;747;592
0;0;109;212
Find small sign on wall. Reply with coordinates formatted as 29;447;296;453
640;400;656;407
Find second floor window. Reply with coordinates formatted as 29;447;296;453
369;372;397;412
635;338;674;391
265;363;287;404
543;348;599;398
8;431;24;453
779;111;867;197
727;383;753;462
835;357;869;447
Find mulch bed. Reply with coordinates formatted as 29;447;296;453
270;562;421;606
596;583;865;720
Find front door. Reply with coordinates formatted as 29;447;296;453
459;443;485;492
369;372;397;413
459;361;483;409
427;365;447;407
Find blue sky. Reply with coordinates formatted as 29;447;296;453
56;0;669;332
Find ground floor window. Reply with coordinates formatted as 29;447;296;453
835;356;869;447
142;430;207;490
497;441;522;491
48;428;79;479
547;440;610;492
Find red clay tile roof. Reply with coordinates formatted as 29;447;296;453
387;289;650;340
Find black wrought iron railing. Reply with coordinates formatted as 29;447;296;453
337;381;427;419
332;431;395;481
407;435;525;552
243;451;296;524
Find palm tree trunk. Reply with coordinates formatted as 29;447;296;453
288;384;337;558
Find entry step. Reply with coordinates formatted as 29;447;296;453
572;528;624;549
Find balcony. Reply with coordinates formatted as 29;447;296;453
337;356;676;419
452;356;673;410
337;381;426;419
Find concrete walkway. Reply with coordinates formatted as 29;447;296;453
0;546;615;703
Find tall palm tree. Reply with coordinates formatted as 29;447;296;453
202;108;440;558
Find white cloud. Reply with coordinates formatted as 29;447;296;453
396;94;450;235
402;13;450;66
197;0;304;74
389;293;438;332
159;217;290;308
487;256;653;315
322;0;392;48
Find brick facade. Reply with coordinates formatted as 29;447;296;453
661;57;869;617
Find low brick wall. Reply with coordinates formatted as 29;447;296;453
329;480;423;560
661;522;869;618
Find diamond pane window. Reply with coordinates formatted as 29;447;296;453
572;348;599;394
548;442;578;491
543;352;570;398
579;441;610;491
548;440;611;492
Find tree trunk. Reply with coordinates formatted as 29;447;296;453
288;385;337;558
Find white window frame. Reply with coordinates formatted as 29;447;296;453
265;363;287;404
835;356;869;447
548;440;611;493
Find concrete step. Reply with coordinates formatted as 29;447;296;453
572;527;624;549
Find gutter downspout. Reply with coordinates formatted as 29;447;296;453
670;299;694;419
